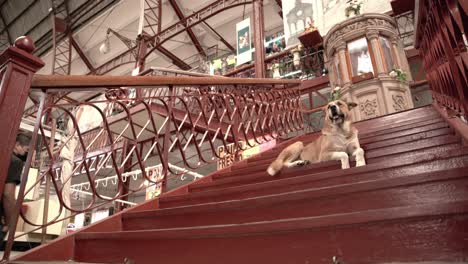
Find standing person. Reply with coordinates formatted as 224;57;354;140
1;133;30;241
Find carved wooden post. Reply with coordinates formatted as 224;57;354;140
0;36;44;198
366;30;386;76
336;41;350;85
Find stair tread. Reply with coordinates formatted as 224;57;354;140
78;200;468;240
189;137;462;192
124;166;468;219
160;146;468;204
222;132;457;180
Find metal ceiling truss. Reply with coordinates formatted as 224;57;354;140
93;0;252;76
139;0;162;36
34;0;119;57
168;0;206;57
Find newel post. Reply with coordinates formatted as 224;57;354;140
0;36;44;197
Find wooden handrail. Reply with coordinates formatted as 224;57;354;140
31;74;301;89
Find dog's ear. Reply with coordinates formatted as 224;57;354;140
347;102;358;109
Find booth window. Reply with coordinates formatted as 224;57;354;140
347;37;374;76
380;37;395;72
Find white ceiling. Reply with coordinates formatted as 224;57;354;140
37;0;284;76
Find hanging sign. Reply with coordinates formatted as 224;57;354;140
236;18;252;66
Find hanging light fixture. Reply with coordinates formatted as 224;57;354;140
99;33;111;54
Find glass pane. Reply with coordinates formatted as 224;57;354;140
347;38;374;76
380;37;395;72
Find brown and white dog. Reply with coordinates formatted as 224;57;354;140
267;100;366;176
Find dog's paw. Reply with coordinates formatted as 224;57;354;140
341;161;350;169
356;159;366;167
296;160;309;166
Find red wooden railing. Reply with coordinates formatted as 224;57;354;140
414;0;468;119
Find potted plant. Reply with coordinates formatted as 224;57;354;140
345;0;363;17
298;20;323;47
389;68;407;81
330;86;341;101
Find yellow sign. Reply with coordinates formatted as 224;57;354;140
216;142;242;170
145;165;163;200
217;139;277;170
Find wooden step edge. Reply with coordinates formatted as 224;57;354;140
248;121;449;163
214;160;339;180
353;105;437;125
359;119;446;139
359;122;450;144
173;151;467;203
161;146;468;202
189;139;458;193
202;139;461;185
364;127;454;150
78;200;468;241
124;166;468;219
356;112;442;134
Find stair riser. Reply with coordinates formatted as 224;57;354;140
354;106;438;128
76;215;468;264
356;112;441;134
194;163;341;192
190;141;461;193
124;172;468;230
213;160;339;180
359;118;444;139
160;150;468;207
364;127;453;150
360;122;449;144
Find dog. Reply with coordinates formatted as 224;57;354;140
267;100;366;176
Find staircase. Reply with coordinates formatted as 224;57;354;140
13;105;468;263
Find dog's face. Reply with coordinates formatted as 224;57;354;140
325;100;357;125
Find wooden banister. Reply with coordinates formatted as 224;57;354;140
31;74;301;89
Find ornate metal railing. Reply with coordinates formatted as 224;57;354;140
7;75;302;255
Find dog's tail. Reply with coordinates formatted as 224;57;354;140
267;141;304;176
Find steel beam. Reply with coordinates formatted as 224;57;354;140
138;0;162;36
34;0;119;57
202;22;235;51
70;36;95;71
94;0;253;75
252;0;266;78
156;46;191;70
168;0;206;57
274;0;283;17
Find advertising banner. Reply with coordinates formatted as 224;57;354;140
236;18;252;66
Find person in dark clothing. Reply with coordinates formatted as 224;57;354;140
1;133;30;242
